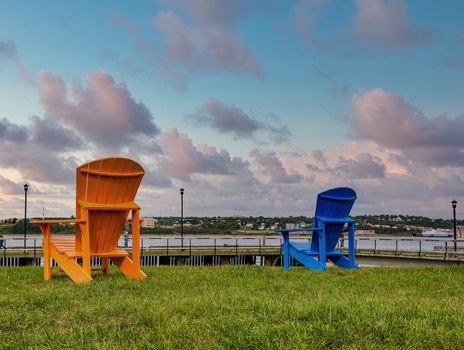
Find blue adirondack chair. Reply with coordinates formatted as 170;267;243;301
277;187;358;270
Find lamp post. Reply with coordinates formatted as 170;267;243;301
180;187;184;248
23;183;29;251
452;200;457;251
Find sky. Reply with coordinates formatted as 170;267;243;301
1;0;464;219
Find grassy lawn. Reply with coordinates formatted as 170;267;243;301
1;265;463;349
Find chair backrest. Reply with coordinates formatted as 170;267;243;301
310;187;357;252
75;157;144;254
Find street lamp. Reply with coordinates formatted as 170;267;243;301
24;183;29;251
180;187;184;248
452;200;457;251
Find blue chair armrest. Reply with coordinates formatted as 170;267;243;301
316;216;355;224
274;227;322;234
276;228;321;244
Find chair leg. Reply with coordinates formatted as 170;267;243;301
131;209;141;272
50;244;92;283
80;214;91;276
318;224;327;269
101;257;109;275
348;222;357;268
289;245;326;270
283;251;290;270
282;232;290;270
40;224;51;281
328;255;351;268
112;256;146;279
80;253;91;276
44;255;51;281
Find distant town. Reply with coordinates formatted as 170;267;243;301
1;214;463;237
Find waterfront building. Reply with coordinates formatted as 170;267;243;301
141;217;158;228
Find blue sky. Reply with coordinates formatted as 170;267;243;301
1;0;464;218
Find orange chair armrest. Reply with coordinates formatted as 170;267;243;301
30;219;87;224
126;218;144;223
78;200;140;211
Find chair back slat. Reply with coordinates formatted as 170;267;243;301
75;158;144;254
310;187;357;252
94;158;118;253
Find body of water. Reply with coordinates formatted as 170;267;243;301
2;234;463;252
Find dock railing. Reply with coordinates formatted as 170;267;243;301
1;235;464;261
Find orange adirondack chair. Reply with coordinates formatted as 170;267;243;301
31;157;146;283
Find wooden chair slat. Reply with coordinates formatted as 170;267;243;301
94;158;116;253
80;169;144;177
102;158;128;253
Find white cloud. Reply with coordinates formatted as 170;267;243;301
350;0;433;48
352;88;464;166
38;71;161;150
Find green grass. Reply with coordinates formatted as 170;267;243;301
1;266;464;349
